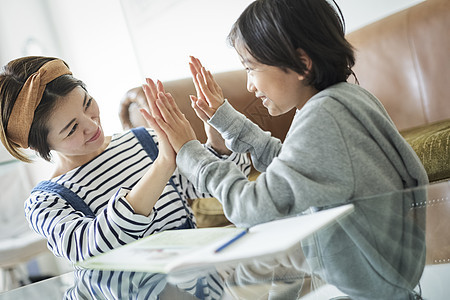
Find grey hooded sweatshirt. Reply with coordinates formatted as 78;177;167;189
177;82;429;299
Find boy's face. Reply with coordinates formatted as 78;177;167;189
236;41;317;116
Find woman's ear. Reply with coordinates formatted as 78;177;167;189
296;48;313;80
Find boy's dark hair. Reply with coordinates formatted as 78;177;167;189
0;56;86;162
227;0;356;91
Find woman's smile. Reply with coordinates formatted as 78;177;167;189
87;127;101;143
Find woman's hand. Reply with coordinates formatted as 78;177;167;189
141;79;176;169
189;56;231;155
125;80;179;217
151;90;197;153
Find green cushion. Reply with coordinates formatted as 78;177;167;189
401;119;450;183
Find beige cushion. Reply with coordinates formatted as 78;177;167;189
191;197;232;228
401;119;450;183
191;168;260;228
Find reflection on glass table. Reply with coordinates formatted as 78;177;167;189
0;181;448;299
0;271;73;300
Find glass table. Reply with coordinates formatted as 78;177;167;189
0;181;448;299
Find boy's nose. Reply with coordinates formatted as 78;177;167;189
246;77;256;93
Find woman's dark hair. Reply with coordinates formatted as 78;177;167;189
227;0;356;91
0;56;86;162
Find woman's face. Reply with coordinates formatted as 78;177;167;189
236;42;317;116
46;86;105;158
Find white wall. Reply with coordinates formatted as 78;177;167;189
119;0;254;82
0;0;61;63
44;0;141;136
121;0;425;81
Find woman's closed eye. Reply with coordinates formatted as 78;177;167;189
65;97;93;137
67;123;78;137
85;98;92;110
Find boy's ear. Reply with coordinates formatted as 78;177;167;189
296;48;312;80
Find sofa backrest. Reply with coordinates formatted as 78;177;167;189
346;0;450;131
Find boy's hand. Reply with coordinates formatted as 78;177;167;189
189;56;230;155
189;56;225;119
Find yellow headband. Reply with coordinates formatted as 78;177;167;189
7;59;72;148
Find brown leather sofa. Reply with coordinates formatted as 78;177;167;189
346;0;449;184
119;0;450;289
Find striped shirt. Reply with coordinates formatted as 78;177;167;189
25;129;250;263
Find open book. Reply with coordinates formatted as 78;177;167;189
76;204;354;274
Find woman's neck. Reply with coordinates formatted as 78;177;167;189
51;136;111;178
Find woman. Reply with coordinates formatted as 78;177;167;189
0;56;250;263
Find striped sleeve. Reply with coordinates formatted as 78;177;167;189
24;188;156;263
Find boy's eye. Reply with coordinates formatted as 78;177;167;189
67;123;78;137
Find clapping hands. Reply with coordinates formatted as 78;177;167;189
141;56;230;155
141;78;197;153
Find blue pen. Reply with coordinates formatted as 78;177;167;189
214;228;249;253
